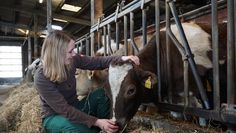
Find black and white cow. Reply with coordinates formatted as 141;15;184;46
106;22;227;130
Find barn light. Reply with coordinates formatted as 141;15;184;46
61;4;81;12
53;18;68;23
52;25;63;30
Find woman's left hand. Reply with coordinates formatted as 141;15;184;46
121;55;140;65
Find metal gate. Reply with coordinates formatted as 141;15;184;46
76;0;236;130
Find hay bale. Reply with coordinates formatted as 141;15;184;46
0;83;43;132
16;96;42;133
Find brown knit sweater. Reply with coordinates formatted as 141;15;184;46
34;54;121;128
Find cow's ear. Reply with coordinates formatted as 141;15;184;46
137;69;157;89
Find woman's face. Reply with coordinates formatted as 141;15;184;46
65;39;76;65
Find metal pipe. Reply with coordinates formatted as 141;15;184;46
124;15;128;56
227;0;235;104
166;0;172;103
97;30;101;50
157;102;236;125
86;37;90;56
116;21;120;50
211;0;220;110
103;26;107;56
168;0;210;109
155;0;161;102
183;61;189;107
130;12;139;54
34;15;38;59
79;41;83;54
90;0;152;33
167;31;185;57
107;24;113;55
142;8;147;47
90;33;95;56
27;36;32;65
167;30;189;107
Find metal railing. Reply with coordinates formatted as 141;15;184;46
75;0;236;128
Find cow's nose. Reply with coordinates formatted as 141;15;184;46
116;118;127;131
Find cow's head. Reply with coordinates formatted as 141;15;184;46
108;60;157;131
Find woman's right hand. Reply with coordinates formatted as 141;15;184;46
94;119;119;133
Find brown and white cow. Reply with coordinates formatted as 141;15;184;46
106;22;227;130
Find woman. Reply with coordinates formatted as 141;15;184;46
34;30;139;133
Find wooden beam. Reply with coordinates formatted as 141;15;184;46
0;21;29;30
0;36;26;40
0;21;44;31
0;5;91;26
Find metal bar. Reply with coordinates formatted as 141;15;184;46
168;0;210;109
167;31;185;58
78;41;82;54
183;61;189;107
227;0;235;104
167;30;189;107
133;0;227;36
97;30;101;50
90;0;152;33
116;21;120;50
76;43;79;53
175;0;226;22
235;0;236;77
166;0;172;103
34;15;38;59
46;0;52;32
86;37;90;56
142;8;147;47
103;26;107;56
124;15;128;56
27;37;32;65
76;33;89;42
155;0;161;102
157;102;236;125
107;24;113;55
130;12;139;54
211;0;220;110
90;33;95;56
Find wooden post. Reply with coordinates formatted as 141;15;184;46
91;0;103;56
47;0;52;32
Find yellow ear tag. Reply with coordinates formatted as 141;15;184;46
145;76;152;89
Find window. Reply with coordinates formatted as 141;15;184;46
0;46;22;78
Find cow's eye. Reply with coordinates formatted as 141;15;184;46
126;85;136;97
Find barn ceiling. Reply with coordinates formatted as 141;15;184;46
0;0;210;43
0;0;120;39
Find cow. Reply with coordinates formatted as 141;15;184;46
75;68;108;100
106;22;227;131
83;32;154;99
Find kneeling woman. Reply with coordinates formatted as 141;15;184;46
34;30;139;133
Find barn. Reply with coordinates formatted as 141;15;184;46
0;0;235;132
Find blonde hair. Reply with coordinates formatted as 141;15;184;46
41;30;74;82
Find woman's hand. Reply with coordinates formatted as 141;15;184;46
94;119;119;133
121;55;140;65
